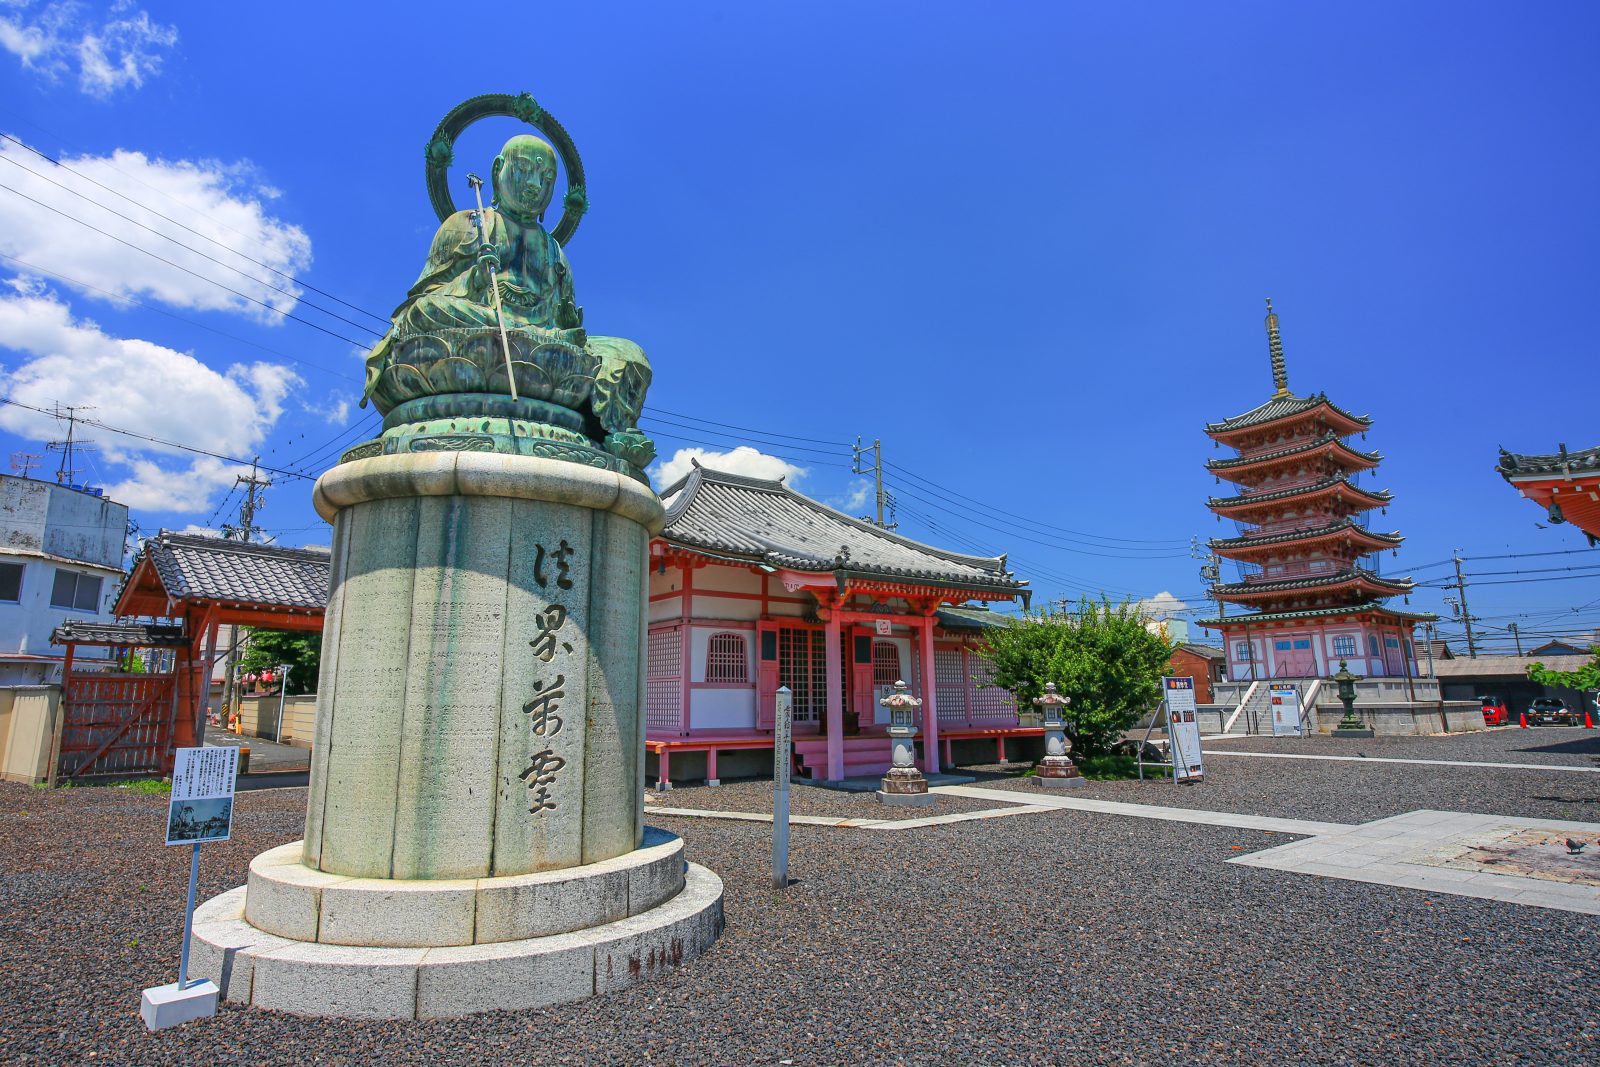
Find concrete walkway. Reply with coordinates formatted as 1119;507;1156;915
1203;749;1600;774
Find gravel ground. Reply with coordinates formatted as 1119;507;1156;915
650;779;1003;820
1209;725;1600;769
970;755;1600;825
4;757;1599;1066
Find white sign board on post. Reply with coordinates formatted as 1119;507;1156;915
1162;676;1204;781
1269;684;1302;737
142;745;239;1031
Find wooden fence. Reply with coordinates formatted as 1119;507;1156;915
57;673;176;780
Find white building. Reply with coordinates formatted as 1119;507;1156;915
0;474;129;684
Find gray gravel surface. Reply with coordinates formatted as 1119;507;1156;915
1209;725;1600;768
4;757;1599;1066
651;779;1002;820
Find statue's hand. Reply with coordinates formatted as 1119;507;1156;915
476;245;501;273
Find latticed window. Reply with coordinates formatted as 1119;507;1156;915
871;641;902;686
779;627;827;722
646;627;682;731
705;632;749;683
968;655;1012;720
1332;635;1356;657
934;647;967;723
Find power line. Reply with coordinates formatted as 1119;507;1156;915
0;150;386;338
0;179;375;350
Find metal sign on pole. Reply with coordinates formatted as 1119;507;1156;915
141;744;239;1030
274;663;293;745
772;686;793;890
1163;676;1205;782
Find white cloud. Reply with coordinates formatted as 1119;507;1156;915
1135;591;1189;620
0;139;312;321
650;445;807;491
831;478;872;515
0;286;300;512
0;2;177;96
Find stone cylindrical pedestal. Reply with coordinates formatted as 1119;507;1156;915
1034;719;1084;788
878;725;935;807
302;452;661;880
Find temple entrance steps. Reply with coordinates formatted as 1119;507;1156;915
794;736;895;779
1228;681;1279;735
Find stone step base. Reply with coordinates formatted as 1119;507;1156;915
189;864;724;1020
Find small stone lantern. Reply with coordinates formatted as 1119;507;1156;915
877;680;935;807
1331;660;1373;738
1032;683;1084;788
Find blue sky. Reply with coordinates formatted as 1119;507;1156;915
0;1;1595;653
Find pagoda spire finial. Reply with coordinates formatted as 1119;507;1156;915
1265;297;1290;399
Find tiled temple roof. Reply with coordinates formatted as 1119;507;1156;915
51;620;188;647
1207;475;1391;512
659;465;1026;595
1204;392;1371;436
133;531;330;611
1206;431;1380;473
1497;443;1600;480
1198;602;1436;627
1208;518;1403;552
1212;568;1414;598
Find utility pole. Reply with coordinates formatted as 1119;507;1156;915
225;457;272;543
1508;622;1522;656
46;404;96;486
1452;556;1478;658
851;437;896;530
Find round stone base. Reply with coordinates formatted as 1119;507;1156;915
187;863;724;1020
876;789;938;807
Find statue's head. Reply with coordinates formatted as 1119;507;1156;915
492;135;558;221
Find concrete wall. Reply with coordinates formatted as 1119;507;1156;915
1311;700;1482;736
238;693;317;748
0;685;62;784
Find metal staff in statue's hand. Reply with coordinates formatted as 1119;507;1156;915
466;172;520;402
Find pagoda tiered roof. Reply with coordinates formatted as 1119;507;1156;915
1197;601;1435;627
1204;392;1371;442
1206;475;1391;519
1206;431;1381;484
1209;519;1403;560
1212;567;1414;604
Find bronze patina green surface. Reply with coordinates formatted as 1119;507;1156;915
357;95;653;478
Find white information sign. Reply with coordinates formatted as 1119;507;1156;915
165;746;239;846
1269;684;1303;737
1162;676;1204;781
874;618;892;636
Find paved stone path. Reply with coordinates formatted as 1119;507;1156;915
1202;749;1600;774
655;783;1600;915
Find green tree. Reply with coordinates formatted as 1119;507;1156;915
1527;647;1600;694
977;597;1175;758
236;629;321;696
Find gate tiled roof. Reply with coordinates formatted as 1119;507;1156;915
134;531;330;610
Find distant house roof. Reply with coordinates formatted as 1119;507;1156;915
1421;639;1455;661
1526;639;1592;658
658;465;1026;599
140;532;329;610
936;605;1017;633
1176;643;1226;661
1433;653;1590;680
1204;393;1371;436
51;620;187;647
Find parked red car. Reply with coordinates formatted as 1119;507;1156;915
1479;695;1508;726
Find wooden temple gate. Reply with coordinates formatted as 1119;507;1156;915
57;671;177;780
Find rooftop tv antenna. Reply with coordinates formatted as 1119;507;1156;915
45;404;96;485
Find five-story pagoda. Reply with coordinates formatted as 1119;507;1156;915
1201;301;1427;682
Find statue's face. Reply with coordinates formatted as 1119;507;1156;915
493;136;558;218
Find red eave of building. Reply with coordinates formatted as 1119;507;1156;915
1210;521;1402;562
1208;477;1390;521
1215;570;1412;606
1503;474;1600;543
1206;399;1370;447
1206;434;1381;485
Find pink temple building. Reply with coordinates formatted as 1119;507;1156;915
1202;303;1427;683
644;464;1036;787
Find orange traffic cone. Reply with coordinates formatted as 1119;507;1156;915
1519;710;1528;729
1585;709;1595;730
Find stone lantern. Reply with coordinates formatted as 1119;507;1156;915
877;679;935;807
1032;682;1084;788
1331;660;1373;738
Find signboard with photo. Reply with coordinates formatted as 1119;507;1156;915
1270;684;1303;737
1162;676;1204;781
165;747;239;846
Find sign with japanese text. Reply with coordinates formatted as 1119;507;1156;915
165;746;239;846
1270;684;1302;737
1162;676;1204;781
